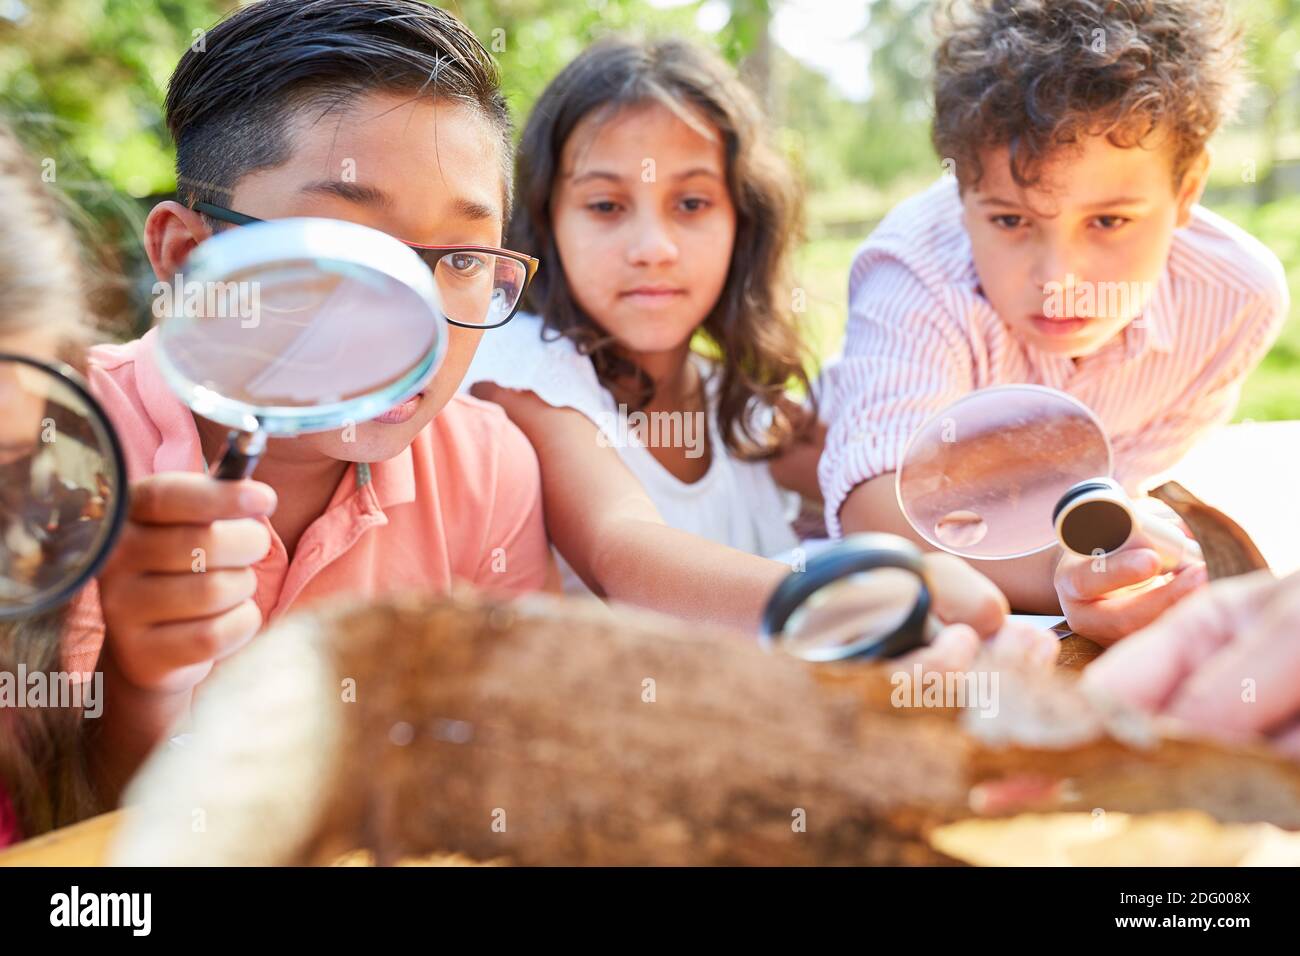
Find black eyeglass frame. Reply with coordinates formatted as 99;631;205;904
191;201;539;330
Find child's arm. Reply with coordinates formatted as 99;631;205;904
91;473;275;801
473;383;1006;636
475;383;785;630
839;471;1063;613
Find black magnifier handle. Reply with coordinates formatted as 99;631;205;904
761;533;933;662
213;428;268;481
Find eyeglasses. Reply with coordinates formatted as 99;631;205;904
192;202;538;330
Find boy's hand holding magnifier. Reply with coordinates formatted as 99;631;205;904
1053;488;1207;644
98;474;276;695
99;218;448;701
896;385;1207;646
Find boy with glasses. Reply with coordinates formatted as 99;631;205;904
62;0;551;797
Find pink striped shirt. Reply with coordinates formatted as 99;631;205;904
820;177;1289;537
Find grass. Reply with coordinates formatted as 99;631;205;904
793;195;1300;423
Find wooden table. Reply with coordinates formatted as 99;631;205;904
0;810;122;866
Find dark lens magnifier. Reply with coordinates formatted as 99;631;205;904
0;354;128;620
761;534;932;662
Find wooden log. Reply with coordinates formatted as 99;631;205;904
1151;480;1270;579
110;590;1300;866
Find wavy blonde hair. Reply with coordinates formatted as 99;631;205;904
0;118;100;838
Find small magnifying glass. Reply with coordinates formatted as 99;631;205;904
896;385;1200;569
761;533;935;662
154;218;447;479
0;354;128;620
1052;477;1198;569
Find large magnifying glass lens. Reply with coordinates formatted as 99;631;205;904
897;385;1112;560
154;218;447;476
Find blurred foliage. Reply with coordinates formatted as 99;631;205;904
0;0;1296;415
10;0;1298;235
448;0;703;122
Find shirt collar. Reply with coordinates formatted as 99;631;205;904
136;327;209;474
361;446;417;509
136;327;417;508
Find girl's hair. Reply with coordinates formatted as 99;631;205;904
0;118;100;837
0;122;91;358
511;38;816;460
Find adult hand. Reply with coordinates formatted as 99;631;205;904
1083;570;1300;759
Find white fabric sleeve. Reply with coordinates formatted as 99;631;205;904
459;312;622;446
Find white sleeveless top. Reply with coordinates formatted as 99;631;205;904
461;313;801;593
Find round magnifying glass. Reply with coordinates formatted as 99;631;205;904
896;385;1113;560
761;534;932;662
154;218;447;479
0;354;128;620
896;385;1197;568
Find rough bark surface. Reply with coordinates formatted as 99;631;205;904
112;591;1300;866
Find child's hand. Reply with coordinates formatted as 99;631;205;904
922;551;1009;638
1082;571;1300;759
98;473;276;696
896;553;1057;679
1055;523;1209;644
895;617;1058;678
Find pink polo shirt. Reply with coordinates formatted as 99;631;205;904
61;329;549;674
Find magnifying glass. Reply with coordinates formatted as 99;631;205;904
896;385;1199;569
0;354;128;620
761;534;934;662
153;218;447;479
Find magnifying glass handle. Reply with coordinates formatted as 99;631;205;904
213;429;268;481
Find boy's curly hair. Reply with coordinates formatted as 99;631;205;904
932;0;1246;190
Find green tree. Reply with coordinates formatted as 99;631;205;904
1238;0;1300;201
